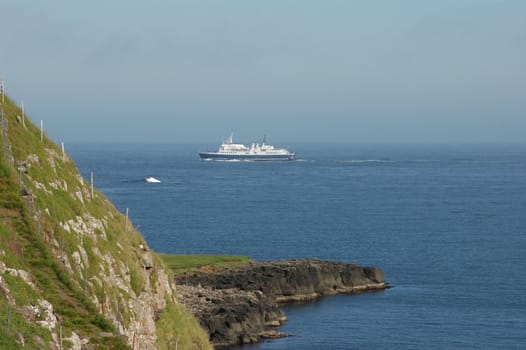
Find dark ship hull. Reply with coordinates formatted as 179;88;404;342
199;152;296;161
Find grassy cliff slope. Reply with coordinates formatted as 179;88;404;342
0;94;211;349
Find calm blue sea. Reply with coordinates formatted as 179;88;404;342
68;143;526;349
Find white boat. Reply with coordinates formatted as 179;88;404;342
199;134;296;161
145;177;161;183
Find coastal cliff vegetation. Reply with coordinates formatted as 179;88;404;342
0;94;211;349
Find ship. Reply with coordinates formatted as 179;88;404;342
199;134;296;161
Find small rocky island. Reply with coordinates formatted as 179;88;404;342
175;258;388;348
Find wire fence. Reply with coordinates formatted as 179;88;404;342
1;92;127;344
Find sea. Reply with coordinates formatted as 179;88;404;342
67;142;526;350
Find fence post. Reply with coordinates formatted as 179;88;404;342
6;305;11;333
17;161;25;193
21;100;26;128
0;79;4;104
125;208;129;232
90;172;94;198
1;107;7;162
84;267;88;292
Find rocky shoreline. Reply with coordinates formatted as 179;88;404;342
175;258;388;348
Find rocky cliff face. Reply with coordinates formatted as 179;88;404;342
56;212;175;349
176;259;387;347
177;284;287;347
0;95;210;349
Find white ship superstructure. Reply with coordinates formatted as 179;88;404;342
199;134;296;161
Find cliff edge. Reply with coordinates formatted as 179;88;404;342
0;94;211;349
176;259;387;347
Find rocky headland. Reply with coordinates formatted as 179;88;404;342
175;258;388;348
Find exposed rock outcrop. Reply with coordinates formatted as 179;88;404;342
176;258;387;347
177;285;287;347
1;95;211;349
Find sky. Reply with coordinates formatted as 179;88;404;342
1;0;525;143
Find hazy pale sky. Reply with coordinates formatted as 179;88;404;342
1;1;525;143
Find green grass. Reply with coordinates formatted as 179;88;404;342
0;293;53;348
86;336;131;350
0;96;131;347
1;95;215;348
159;254;251;275
155;299;212;350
